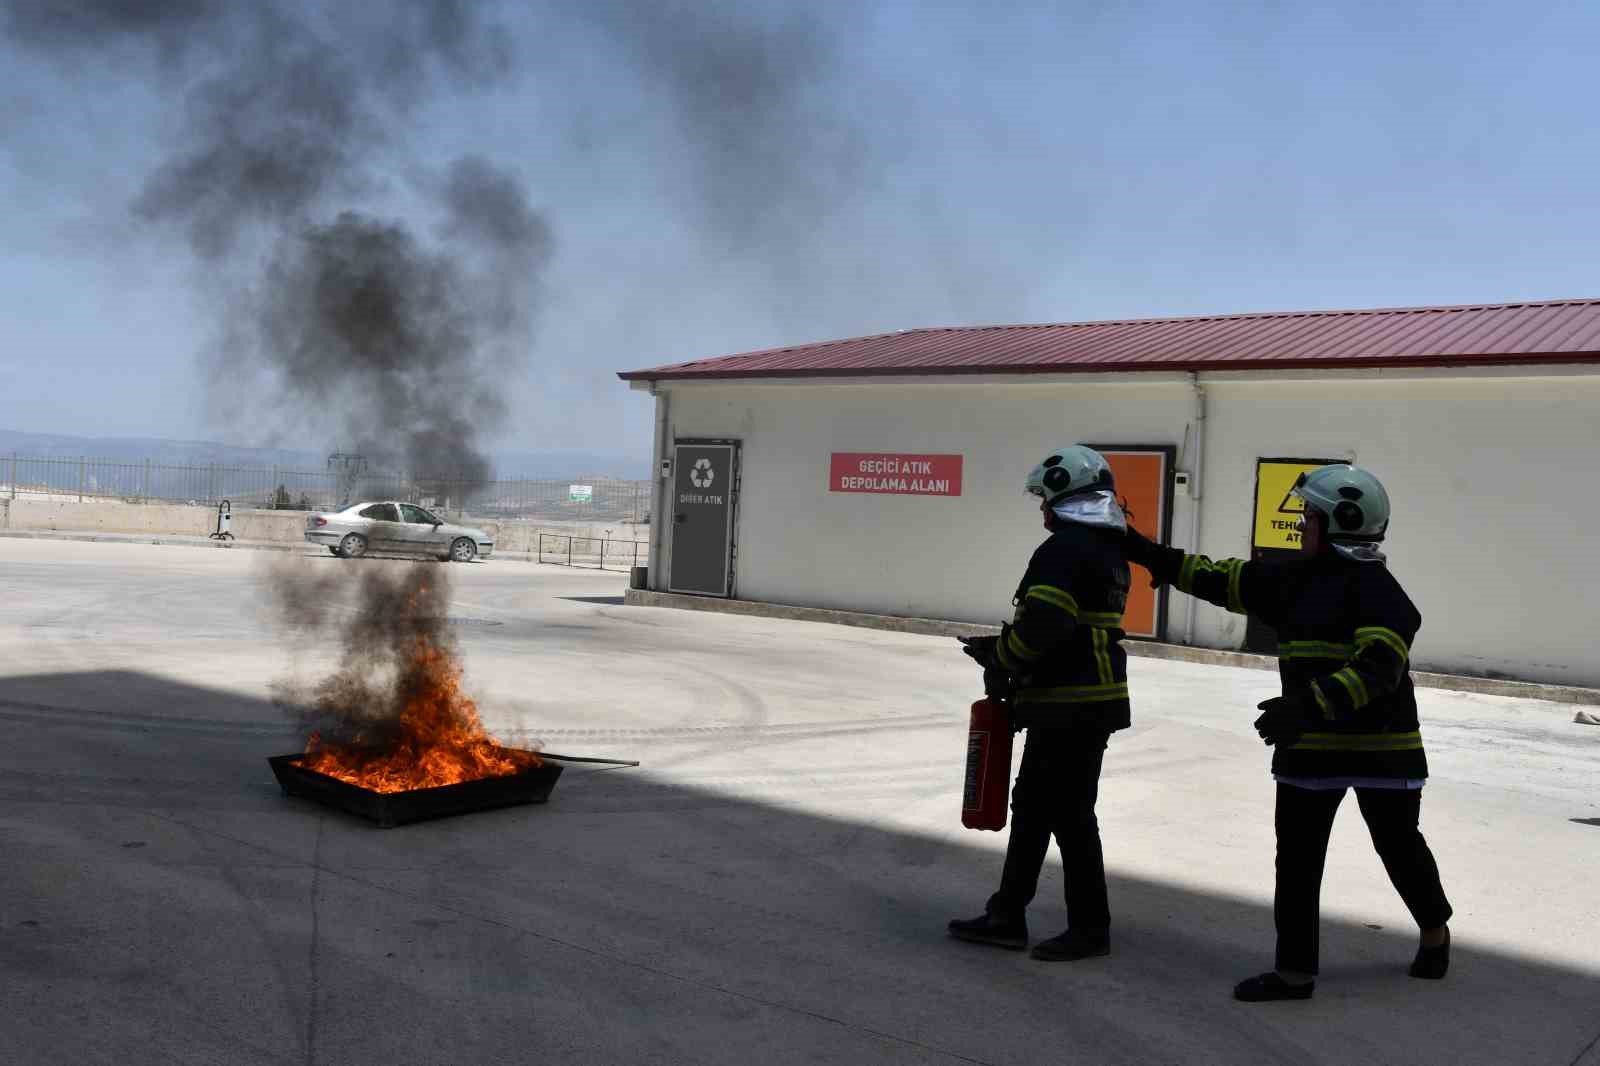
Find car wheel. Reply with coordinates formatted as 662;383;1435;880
338;533;368;559
449;537;477;563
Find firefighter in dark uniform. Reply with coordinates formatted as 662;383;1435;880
949;445;1133;962
1123;464;1452;1001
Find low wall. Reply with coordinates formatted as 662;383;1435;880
0;497;648;555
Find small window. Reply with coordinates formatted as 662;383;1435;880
400;504;436;524
359;504;399;522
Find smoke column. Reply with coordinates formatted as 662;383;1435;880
5;0;546;478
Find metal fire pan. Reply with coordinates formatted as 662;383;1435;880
268;752;563;828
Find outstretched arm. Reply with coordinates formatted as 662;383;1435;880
1123;528;1279;625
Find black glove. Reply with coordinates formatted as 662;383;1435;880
1253;691;1320;747
959;636;1016;700
982;667;1016;701
958;635;1000;670
1122;527;1181;588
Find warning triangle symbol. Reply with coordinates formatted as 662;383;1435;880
1276;486;1306;517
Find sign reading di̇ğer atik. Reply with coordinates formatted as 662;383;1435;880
829;453;963;496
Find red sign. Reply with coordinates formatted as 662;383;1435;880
830;453;963;496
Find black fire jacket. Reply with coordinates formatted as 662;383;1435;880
1152;547;1426;779
994;524;1133;733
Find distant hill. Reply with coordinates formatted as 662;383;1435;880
0;429;649;481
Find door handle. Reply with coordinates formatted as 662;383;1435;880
675;513;687;524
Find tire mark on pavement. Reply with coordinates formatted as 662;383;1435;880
304;816;325;1066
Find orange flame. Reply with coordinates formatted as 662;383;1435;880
300;633;539;793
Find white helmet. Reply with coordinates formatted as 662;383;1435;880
1025;445;1114;505
1291;464;1390;541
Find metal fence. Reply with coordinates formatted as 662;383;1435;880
537;532;647;572
1;454;651;523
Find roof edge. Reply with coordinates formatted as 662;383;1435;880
618;349;1600;383
616;296;1600;380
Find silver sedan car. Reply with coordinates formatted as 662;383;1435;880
304;502;495;562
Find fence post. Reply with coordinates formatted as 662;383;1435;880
600;537;606;571
78;456;85;502
9;453;15;500
141;458;150;503
566;535;573;567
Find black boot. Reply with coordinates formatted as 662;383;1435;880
1030;928;1110;962
1410;927;1450;979
1234;972;1315;1002
948;911;1028;950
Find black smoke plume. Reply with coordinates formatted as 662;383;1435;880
5;0;543;481
267;559;437;745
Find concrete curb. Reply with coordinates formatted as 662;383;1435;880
0;530;300;553
624;588;1600;708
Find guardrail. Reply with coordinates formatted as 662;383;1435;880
537;533;645;573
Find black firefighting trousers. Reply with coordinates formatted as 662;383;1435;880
988;727;1112;932
1274;783;1453;975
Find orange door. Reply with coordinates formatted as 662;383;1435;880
1094;448;1174;640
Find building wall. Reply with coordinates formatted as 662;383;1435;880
1194;371;1599;687
653;368;1600;688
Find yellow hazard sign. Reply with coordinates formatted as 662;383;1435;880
1252;458;1340;550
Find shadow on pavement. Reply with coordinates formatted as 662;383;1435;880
2;670;1598;1066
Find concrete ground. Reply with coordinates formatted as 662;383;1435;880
1;539;1597;1066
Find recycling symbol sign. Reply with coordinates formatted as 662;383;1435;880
690;458;716;489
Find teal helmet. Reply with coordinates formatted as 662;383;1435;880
1025;445;1114;505
1291;464;1390;541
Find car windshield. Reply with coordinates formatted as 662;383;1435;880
401;505;439;524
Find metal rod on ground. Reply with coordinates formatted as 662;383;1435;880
9;453;15;500
566;535;572;567
78;456;85;502
538;752;641;767
600;537;606;571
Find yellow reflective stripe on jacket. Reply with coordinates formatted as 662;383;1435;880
1091;628;1113;684
1176;556;1247;615
1355;626;1410;662
1328;666;1371;709
1176;554;1201;593
1225;559;1245;615
1308;679;1336;719
1024;585;1079;616
1015;682;1130;704
1280;641;1354;661
1287;730;1422;751
1078;610;1123;628
1004;628;1039;663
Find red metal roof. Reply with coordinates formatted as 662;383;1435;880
618;298;1600;381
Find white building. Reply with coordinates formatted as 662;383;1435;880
621;299;1600;688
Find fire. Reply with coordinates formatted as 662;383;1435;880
299;632;539;793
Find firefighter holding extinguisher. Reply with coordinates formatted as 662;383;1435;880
950;445;1133;962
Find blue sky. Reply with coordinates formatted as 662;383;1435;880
3;0;1597;466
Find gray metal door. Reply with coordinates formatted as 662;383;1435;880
668;441;737;596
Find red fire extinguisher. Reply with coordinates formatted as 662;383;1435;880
962;696;1013;831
